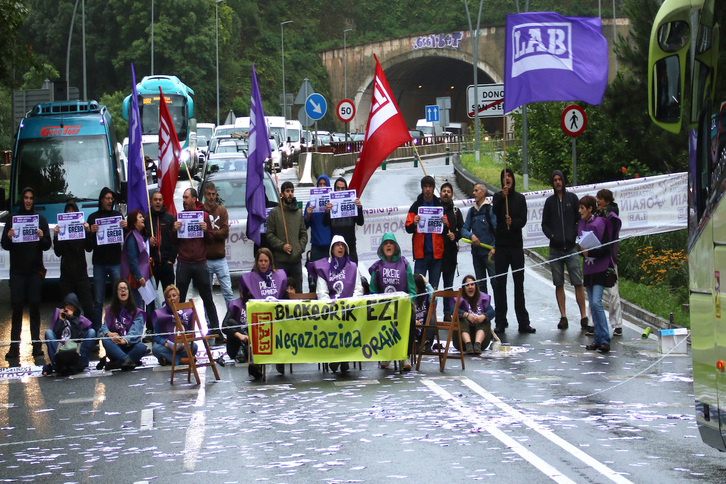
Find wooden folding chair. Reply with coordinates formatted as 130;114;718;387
170;300;221;384
414;289;465;372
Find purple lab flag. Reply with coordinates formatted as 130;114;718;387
127;63;148;215
246;64;271;246
503;12;608;114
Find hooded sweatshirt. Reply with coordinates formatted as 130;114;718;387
312;235;363;299
491;168;527;248
85;187;124;266
1;187;52;274
368;232;416;297
541;170;580;251
143;204;177;266
305;174;332;250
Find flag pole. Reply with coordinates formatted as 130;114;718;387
139;145;154;239
271;166;290;245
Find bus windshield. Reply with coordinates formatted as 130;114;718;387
14;135;113;204
139;93;187;140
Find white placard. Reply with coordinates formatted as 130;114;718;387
138;281;157;305
576;231;600;250
11;215;39;243
329;189;357;219
417;206;444;234
309;187;332;213
177;211;204;239
95;216;123;246
57;212;85;241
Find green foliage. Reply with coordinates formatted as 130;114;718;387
99;91;128;143
459;153;550;192
20;63;59;90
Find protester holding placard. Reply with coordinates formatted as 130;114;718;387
322;177;364;263
305;175;332;263
1;187;52;359
121;209;150;308
405;176;448;293
172;188;223;344
267;181;307;293
53;201;94;320
86;187;127;332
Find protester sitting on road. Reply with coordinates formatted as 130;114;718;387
311;235;363;372
369;232;416;371
42;293;96;376
458;275;496;355
578;195;612;353
121;209;150;308
286;277;298;297
97;279;147;370
151;284;197;366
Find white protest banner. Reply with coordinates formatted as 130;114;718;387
95;216;123;246
417;206;444;234
11;215;39;243
330;189;357;219
57;212;85;241
177;211;204;239
309;187;332;213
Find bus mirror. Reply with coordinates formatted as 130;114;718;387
652;55;682;125
657;21;689;52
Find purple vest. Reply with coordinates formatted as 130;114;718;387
312;258;358;299
239;269;287;300
460;293;491;329
227;298;246;324
578;216;611;275
104;306;144;336
152;305;195;336
121;230;150;281
370;257;409;294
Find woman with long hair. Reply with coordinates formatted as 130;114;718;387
97;279;147;370
151;284;197;366
121;209;150;308
458;275;495;354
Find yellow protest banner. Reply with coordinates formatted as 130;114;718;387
247;292;412;364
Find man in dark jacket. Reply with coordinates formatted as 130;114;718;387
86;187;127;331
1;187;52;358
492;168;534;334
172;187;222;342
440;182;463;321
267;181;307;292
142;190;177;335
541;170;587;330
53;201;94;319
322;177;364;263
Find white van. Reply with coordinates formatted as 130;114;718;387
416;118;442;140
285;119;303;164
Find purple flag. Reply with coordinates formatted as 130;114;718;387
503;12;608;114
246;64;271;246
127;63;148;215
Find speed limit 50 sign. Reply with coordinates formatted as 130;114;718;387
336;99;356;123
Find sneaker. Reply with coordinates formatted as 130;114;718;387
473;342;482;354
580;317;589;329
600;343;611;353
121;357;137;371
585;343;600;351
557;317;568;330
518;325;536;334
248;363;263;380
464;342;474;354
494;326;506;334
613;327;622;336
380;361;390;369
42;364;54;376
402;358;412;371
4;345;19;359
585;327;595;336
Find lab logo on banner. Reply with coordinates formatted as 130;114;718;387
511;22;572;77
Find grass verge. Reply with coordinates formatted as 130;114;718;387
459;153;550;192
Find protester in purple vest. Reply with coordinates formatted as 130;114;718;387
121;209;150;309
97;279;147;371
458;275;496;355
312;235;363;373
578;195;612;353
151;284;197;366
313;235;363;301
42;292;96;376
369;232;415;371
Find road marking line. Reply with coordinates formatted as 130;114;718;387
334;379;380;386
458;377;633;484
59;396;105;405
140;408;154;431
422;378;576;484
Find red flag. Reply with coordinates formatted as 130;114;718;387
158;88;180;216
349;55;412;196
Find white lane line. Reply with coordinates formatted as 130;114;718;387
458;377;633;484
140;408;154;431
422;378;576;484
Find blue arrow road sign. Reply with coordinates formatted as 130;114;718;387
426;105;439;123
305;93;327;121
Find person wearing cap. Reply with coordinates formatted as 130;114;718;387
541;170;588;331
85;187;128;332
42;292;96;375
1;187;52;359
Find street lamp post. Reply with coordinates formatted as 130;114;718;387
216;0;225;126
281;20;293;120
151;0;154;75
344;28;352;140
65;0;87;101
